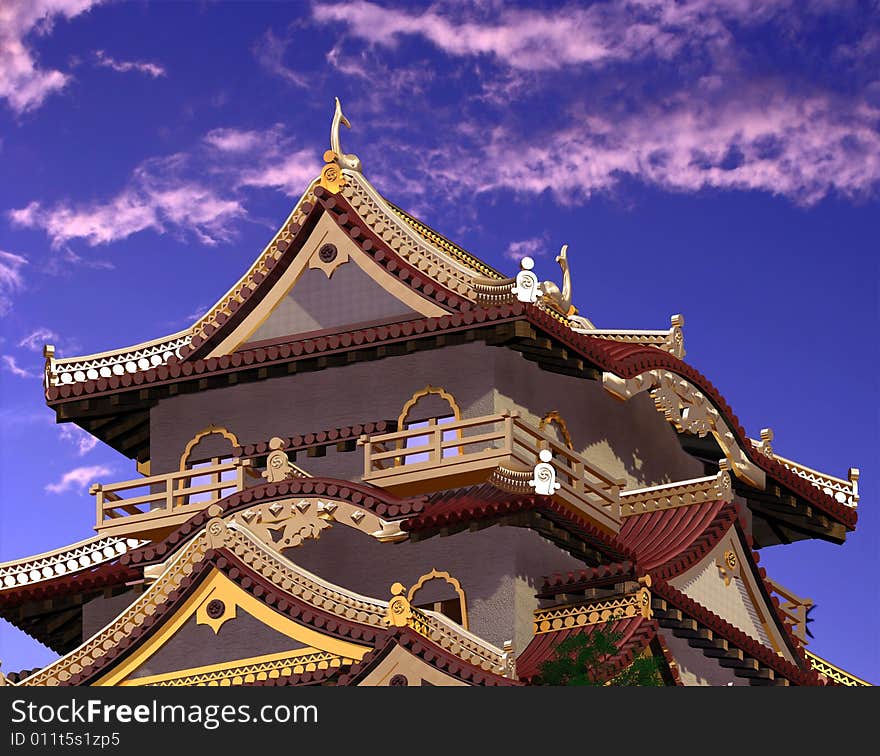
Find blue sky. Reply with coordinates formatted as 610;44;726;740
0;1;877;681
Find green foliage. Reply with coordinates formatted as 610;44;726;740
538;621;664;686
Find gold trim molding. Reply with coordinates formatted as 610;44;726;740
533;586;652;636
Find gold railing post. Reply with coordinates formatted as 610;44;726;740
503;412;514;455
165;475;175;512
430;419;442;462
849;468;859;505
90;483;103;529
358;434;371;478
233;458;246;493
573;458;585;495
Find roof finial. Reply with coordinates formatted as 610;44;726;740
328;97;361;172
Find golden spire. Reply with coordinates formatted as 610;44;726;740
328;96;361;172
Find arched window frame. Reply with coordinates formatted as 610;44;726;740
407;569;469;629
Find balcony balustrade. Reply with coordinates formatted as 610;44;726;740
360;411;623;533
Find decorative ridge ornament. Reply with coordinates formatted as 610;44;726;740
539;244;573;315
537;244;596;330
320;97;361;193
329;96;361;172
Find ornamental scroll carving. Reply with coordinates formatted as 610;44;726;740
227;496;407;550
603;370;765;489
233;500;334;550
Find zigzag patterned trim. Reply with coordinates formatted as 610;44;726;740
0;535;144;590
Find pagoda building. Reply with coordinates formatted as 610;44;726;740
0;101;869;687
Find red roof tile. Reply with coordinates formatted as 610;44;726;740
402;484;635;562
620;500;731;572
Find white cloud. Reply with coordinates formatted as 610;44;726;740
505;236;548;261
45;464;111;494
0;354;37;379
0;0;102;114
0;250;27;314
10;126;321;248
9;155;247;247
204;127;269;153
237;149;322;195
59;424;99;455
94;49;165;78
422;89;880;206
312;0;835;72
18;327;59;351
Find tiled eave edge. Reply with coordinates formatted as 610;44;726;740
46;302;856;530
523;306;858;530
335;628;520;687
537;504;741;598
0;535;144;592
0;562;139;610
18;545;386;686
401;488;635;564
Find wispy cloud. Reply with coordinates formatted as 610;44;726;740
313;1;879;207
45;246;115;275
0;0;103;114
0;250;27;314
312;0;836;72
505;236;548;261
59;424;99;455
19;327;59;351
1;354;37;379
9;154;247;247
459;91;880;205
94;49;166;78
9;126;321;248
252;28;306;87
45;464;111;494
204;128;268;153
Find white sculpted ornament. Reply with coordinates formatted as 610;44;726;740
529;449;561;496
512;257;539;303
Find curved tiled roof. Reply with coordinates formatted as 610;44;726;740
619;500;731;572
517;615;659;683
180;191;470;362
0;561;138;610
401;483;636;562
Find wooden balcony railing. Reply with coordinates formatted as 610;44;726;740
360;411;623;533
91;459;251;540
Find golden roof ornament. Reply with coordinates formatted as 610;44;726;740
538;244;595;330
320;97;361;193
